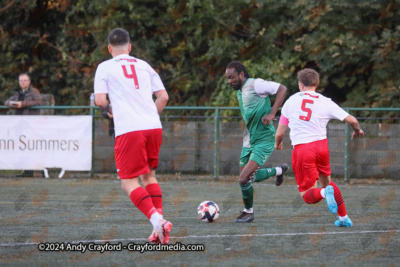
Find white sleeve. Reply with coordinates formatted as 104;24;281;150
281;102;288;118
254;78;280;97
94;63;108;94
327;100;349;121
150;68;166;93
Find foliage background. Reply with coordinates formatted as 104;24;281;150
0;0;399;108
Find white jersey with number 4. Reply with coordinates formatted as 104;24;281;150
281;91;349;146
94;54;165;137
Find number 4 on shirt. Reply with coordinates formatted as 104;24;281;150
299;99;314;121
122;65;139;89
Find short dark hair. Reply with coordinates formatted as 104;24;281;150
108;28;130;46
226;61;251;79
19;73;31;80
297;68;319;87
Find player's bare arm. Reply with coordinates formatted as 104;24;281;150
262;84;287;125
95;93;112;114
275;123;288;150
344;115;364;139
154;89;169;114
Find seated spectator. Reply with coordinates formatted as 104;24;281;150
5;73;42;177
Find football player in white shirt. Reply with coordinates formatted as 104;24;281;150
94;28;171;243
275;69;364;227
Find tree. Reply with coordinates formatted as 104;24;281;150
0;0;399;109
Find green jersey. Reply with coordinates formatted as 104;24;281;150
237;78;276;146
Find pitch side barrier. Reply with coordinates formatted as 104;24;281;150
0;106;95;178
0;106;399;181
159;107;400;181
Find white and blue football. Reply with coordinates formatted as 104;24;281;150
197;201;220;223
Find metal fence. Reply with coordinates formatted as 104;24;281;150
1;106;399;181
157;107;400;181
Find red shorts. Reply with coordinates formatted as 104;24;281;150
114;129;162;179
292;139;331;192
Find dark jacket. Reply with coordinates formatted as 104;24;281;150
101;110;115;138
5;86;42;115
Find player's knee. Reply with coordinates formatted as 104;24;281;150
141;174;156;184
120;181;133;195
121;182;129;194
299;192;308;203
239;176;248;186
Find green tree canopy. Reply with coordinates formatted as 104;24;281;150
0;0;399;108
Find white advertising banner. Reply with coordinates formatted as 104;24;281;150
0;116;92;171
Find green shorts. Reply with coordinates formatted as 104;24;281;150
239;141;275;167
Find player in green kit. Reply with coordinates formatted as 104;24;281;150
225;61;289;222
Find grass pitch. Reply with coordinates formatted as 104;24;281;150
0;175;399;266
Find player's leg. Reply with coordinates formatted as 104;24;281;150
142;170;163;216
251;142;276;183
120;178;158;219
307;139;344;217
235;159;259;223
319;175;352;227
235;147;255;222
299;181;319;198
141;169;165;243
253;165;289;185
253;168;275;182
120;177;164;235
115;131;166;243
293;142;328;206
299;180;336;211
251;142;289;186
142;129;172;242
298;178;338;214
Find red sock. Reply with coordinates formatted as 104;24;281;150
129;187;157;219
145;183;163;215
328;181;347;216
303;188;323;204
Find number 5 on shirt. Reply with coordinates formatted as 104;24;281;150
122;65;139;89
299;99;314;121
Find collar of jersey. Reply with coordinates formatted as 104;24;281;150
114;54;132;60
240;78;250;90
300;90;318;95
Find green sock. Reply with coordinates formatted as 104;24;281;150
254;168;276;183
240;183;254;209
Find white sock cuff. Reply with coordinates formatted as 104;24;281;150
275;167;282;176
339;215;348;221
149;212;162;229
243;208;253;213
320;188;326;199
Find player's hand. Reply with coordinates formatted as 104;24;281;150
352;129;364;139
16;102;22;108
262;114;275;125
275;142;283;150
107;112;113;119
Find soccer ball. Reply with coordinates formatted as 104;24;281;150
197;201;219;222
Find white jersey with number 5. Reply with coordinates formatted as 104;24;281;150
94;54;165;137
281;91;349;146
